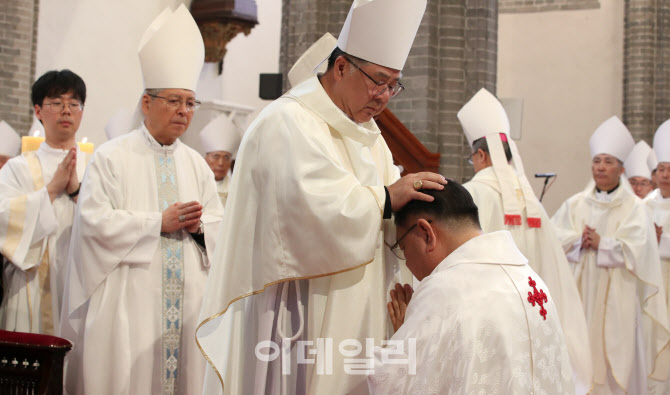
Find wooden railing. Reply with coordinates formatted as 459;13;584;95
375;109;440;176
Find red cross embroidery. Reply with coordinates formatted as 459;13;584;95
527;276;548;320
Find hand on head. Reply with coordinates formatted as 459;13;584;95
387;172;448;213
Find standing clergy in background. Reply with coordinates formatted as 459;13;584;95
0;70;87;334
625;140;655;199
368;183;575;394
199;112;241;207
552;116;670;394
644;120;670;394
0;121;20;170
196;1;447;394
457;88;592;393
60;5;223;394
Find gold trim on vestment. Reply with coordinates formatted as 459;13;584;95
195;257;375;391
3;195;27;262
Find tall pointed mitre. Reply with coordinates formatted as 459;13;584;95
138;5;204;91
654;119;670;164
589;116;634;161
648;149;658;172
458;88;543;227
337;0;427;70
625;141;653;180
105;109;135;141
199;113;241;155
0;121;20;157
288;33;338;87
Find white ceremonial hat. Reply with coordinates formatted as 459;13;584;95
105;109;136;141
589;116;634;161
0;121;20;157
457;88;510;148
653;119;670;164
648;149;658;171
199;113;241;155
337;0;426;71
138;5;204;92
624;140;653;179
288;33;337;87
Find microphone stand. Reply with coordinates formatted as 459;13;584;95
539;176;550;203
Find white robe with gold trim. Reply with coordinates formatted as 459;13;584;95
0;143;86;334
61;126;223;395
464;166;592;392
197;76;410;395
216;174;230;208
552;179;670;394
367;231;575;394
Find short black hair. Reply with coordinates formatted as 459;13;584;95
326;47;368;71
31;69;86;107
394;180;481;230
472;136;513;162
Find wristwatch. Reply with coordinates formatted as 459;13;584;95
68;183;81;199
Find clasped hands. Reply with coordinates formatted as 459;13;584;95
47;147;79;202
161;201;202;233
388;283;414;333
581;225;600;250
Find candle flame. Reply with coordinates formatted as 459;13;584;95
33;130;40;137
81;137;88;144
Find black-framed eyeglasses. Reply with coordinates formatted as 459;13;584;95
385;220;432;260
344;56;404;98
42;101;84;114
466;151;478;165
147;93;201;112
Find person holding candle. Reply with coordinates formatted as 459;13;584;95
0;69;88;335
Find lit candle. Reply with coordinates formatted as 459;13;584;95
77;137;94;154
21;130;45;153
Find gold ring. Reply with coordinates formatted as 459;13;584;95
179;214;186;222
413;180;423;191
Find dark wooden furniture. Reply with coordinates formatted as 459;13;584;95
0;330;72;395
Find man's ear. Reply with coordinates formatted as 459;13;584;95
332;56;348;82
417;218;437;253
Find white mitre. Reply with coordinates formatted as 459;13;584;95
648;150;658;172
199;113;241;155
337;0;426;70
589;116;634;161
105;109;135;141
138;4;204;91
653;119;670;164
0;121;20;157
624;141;653;180
458;88;542;227
288;33;337;87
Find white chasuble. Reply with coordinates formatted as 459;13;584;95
61;126;223;395
643;188;670;394
197;76;410;395
216;174;230;208
367;231;575;394
0;143;87;334
552;178;670;394
464;167;592;392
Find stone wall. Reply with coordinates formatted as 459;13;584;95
0;0;39;135
500;0;600;13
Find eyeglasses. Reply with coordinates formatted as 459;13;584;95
466;151;478;165
629;179;651;187
147;93;201;112
42;101;84;114
344;56;404;98
385;220;431;260
206;152;232;163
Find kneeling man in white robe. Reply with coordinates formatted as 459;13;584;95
367;181;575;394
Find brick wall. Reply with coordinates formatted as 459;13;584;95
0;0;39;136
280;0;498;182
623;0;670;143
500;0;600;13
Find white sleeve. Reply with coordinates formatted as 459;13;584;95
596;236;625;268
566;238;583;263
659;232;670;259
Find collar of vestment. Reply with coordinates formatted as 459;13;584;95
583;176;631;207
38;141;80;158
140;123;181;154
646;188;670;207
470;166;506;192
285;75;381;148
434;230;527;275
595;183;620;195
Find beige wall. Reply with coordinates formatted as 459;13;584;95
35;0;281;148
497;1;624;214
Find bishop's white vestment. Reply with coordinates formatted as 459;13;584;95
216;173;230;208
0;143;87;334
60;126;223;395
367;231;575;394
552;179;670;394
643;188;670;394
464;166;592;392
197;75;410;395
